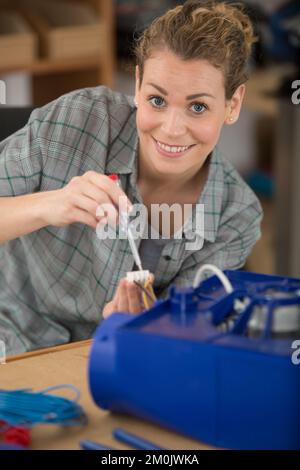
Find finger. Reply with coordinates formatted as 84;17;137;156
79;181;121;227
81;180;114;206
81;175;132;227
96;200;118;227
127;282;144;314
84;172;132;211
69;208;98;229
68;176;112;206
95;217;108;238
74;194;99;216
112;278;124;300
79;181;119;226
102;300;115;319
117;279;130;312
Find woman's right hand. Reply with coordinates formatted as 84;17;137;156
42;171;132;229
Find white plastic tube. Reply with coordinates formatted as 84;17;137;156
192;264;233;293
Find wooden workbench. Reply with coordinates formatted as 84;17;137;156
2;341;213;450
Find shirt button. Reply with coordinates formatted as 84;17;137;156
163;255;172;261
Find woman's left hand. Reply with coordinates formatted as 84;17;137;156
102;275;154;319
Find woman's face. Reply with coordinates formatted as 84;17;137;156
135;48;244;181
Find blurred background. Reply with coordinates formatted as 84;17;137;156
0;0;299;277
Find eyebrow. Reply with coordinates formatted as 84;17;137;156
147;82;215;100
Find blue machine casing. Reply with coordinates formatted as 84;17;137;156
88;270;300;450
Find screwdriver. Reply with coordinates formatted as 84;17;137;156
108;174;143;271
108;174;156;309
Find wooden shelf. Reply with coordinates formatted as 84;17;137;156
0;55;103;75
244;64;296;117
0;0;115;105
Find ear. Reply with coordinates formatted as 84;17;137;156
225;84;246;125
134;65;140;106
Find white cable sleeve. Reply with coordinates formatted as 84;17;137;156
192;264;233;293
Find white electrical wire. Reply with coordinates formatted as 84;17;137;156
192;264;234;293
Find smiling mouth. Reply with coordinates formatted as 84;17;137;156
153;138;195;155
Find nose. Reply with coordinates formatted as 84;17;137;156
160;108;186;137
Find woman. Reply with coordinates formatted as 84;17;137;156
0;0;262;354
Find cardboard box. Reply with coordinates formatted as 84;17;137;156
24;0;104;60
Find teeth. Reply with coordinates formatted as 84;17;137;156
156;140;190;153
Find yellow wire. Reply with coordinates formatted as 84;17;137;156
142;292;150;309
142;278;156;310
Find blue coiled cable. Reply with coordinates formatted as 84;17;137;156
0;384;87;428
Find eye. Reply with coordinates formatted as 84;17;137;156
190;102;207;114
148;95;166;108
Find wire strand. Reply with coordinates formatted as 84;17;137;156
0;385;87;428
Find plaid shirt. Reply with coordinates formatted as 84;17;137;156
0;87;262;355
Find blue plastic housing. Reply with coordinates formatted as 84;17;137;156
88;270;300;449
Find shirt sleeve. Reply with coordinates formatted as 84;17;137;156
0;88;112;198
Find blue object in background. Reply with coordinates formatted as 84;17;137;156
80;440;114;451
0;443;26;450
269;0;300;63
88;270;300;450
246;170;274;198
113;428;163;450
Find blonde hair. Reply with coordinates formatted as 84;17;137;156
134;0;257;99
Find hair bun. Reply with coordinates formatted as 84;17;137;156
134;0;256;98
181;0;204;17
